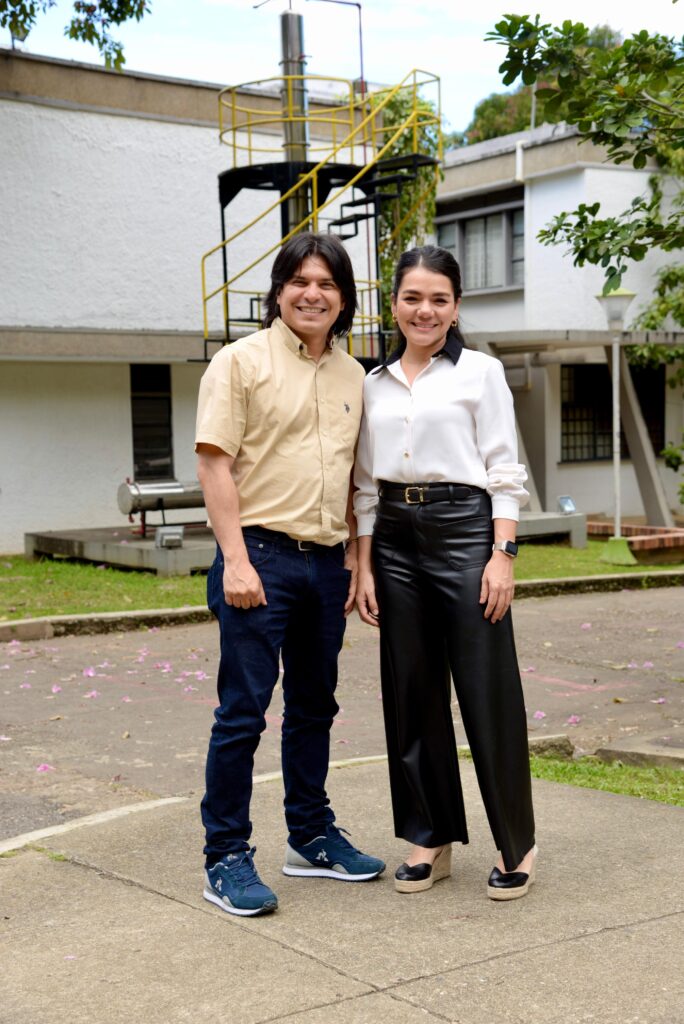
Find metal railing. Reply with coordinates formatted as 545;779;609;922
202;69;441;347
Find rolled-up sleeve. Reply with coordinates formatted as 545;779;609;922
353;409;378;536
476;360;529;521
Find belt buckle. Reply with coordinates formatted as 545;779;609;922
297;540;314;551
404;486;425;505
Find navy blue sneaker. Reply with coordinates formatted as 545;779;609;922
203;848;278;917
283;825;385;882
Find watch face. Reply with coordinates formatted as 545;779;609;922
505;541;518;557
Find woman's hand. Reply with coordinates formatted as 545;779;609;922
356;566;380;627
479;552;515;623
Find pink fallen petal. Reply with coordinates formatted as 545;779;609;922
532;710;546;720
19;682;32;689
51;685;62;694
627;661;638;669
0;664;10;670
0;735;11;742
651;697;666;704
121;696;132;703
335;738;350;745
580;623;592;630
183;685;198;693
194;671;210;680
676;641;684;649
82;667;96;677
187;654;199;661
148;626;160;633
36;763;55;772
566;715;581;725
642;661;654;669
521;666;536;673
8;640;21;647
83;690;100;699
64;955;77;961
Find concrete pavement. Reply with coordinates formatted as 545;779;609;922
2;758;683;1024
2;586;684;1023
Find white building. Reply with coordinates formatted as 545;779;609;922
0;50;370;553
1;52;682;555
437;125;683;520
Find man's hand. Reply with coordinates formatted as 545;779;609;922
223;557;267;610
343;542;358;616
479;552;515;624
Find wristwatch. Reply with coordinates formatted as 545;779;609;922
492;540;518;558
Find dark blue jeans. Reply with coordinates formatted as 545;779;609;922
201;529;351;865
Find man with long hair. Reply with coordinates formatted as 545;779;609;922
196;233;385;916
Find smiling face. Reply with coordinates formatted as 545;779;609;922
276;254;345;348
391;264;460;357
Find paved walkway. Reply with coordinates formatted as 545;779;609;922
1;587;683;1022
2;758;683;1024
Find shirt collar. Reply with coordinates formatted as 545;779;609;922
272;316;335;357
370;331;463;374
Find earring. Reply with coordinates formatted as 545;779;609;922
392;314;398;323
451;318;458;327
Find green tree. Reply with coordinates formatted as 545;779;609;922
487;14;684;382
463;24;622;145
0;0;150;69
370;88;441;341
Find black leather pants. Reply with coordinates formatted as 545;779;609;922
372;487;535;873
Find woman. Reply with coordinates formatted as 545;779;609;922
354;245;537;900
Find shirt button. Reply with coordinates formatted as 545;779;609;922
403;451;410;458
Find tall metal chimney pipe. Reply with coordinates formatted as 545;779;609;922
280;10;310;234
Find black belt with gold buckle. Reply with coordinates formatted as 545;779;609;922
378;482;481;505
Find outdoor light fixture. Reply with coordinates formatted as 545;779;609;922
155;526;184;550
595;288;637;566
557;495;576;515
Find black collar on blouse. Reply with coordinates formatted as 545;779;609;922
371;331;464;374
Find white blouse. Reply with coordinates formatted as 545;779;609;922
353;343;529;536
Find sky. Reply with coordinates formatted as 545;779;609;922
4;0;683;131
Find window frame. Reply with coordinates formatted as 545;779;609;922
435;200;525;294
130;363;175;482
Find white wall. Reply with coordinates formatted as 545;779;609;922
0;360;207;552
525;166;669;331
0;99;372;337
0;363;132;552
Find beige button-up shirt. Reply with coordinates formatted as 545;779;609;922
195;318;365;546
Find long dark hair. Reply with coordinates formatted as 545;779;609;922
392;245;466;349
263;233;357;337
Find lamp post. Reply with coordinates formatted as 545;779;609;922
595;288;637;565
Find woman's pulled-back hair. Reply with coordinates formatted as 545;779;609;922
263;232;357;337
392;245;465;349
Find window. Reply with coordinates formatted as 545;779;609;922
437;206;524;292
130;364;174;480
560;364;665;462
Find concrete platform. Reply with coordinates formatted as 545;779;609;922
2;759;683;1024
518;511;587;548
25;525;215;576
24;512;587;580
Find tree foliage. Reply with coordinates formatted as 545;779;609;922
459;24;621;147
0;0;150;69
371;89;441;339
487;14;684;388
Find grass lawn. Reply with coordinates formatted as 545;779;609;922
528;754;684;807
0;539;682;621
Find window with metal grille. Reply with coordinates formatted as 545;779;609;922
560;364;665;462
130;364;174;480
